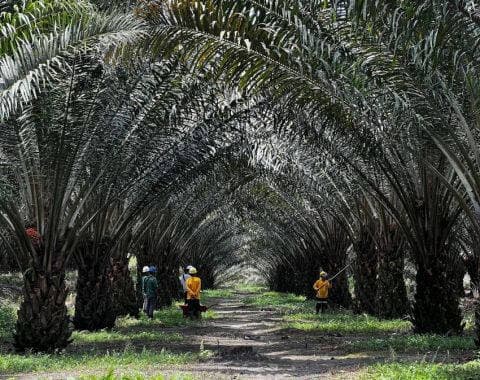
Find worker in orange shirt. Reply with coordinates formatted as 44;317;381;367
313;271;332;314
185;267;202;319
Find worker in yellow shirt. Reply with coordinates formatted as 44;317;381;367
313;271;332;314
185;267;202;319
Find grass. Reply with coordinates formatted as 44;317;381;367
0;273;23;288
0;349;199;375
244;291;307;311
0;302;16;339
80;371;196;380
233;283;267;293
201;288;233;299
362;361;480;380
0;291;211;376
347;334;476;352
116;303;217;330
73;330;183;344
283;312;411;334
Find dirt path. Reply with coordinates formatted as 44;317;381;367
161;292;375;379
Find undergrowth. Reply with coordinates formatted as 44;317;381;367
283;312;411;334
0;349;198;375
348;334;475;352
362;360;480;380
80;371;196;380
244;291;307;311
0;302;16;339
201;288;233;299
73;330;183;344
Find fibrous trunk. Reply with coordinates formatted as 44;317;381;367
375;251;409;318
156;266;177;308
110;257;139;318
375;227;409;318
353;231;377;314
73;242;116;331
14;258;71;352
413;254;463;334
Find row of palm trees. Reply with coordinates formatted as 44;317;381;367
1;0;480;351
0;1;253;351
149;0;480;340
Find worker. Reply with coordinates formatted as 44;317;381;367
313;271;332;314
179;265;192;304
144;266;158;319
185;267;202;319
141;266;150;314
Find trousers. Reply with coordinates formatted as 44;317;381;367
146;296;156;318
316;298;328;314
187;299;201;319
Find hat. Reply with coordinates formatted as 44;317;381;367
186;265;193;270
142;266;150;273
320;271;327;277
188;267;197;274
149;266;157;273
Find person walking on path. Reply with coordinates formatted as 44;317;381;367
179;265;192;304
185;267;202;319
313;271;332;314
141;266;150;314
144;266;158;319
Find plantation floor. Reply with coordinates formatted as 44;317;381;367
4;289;477;380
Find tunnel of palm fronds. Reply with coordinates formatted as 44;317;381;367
0;0;480;352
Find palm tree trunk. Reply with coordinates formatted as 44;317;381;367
413;254;463;334
156;269;175;307
14;258;71;352
110;257;139;318
353;232;377;314
73;243;116;331
375;229;409;318
375;251;409;318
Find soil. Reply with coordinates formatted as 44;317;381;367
5;292;470;379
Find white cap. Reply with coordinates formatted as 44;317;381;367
142;266;150;273
186;265;193;269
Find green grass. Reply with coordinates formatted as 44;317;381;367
0;302;16;339
233;283;267;293
348;334;475;352
362;361;480;380
202;288;233;299
81;371;196;380
117;304;216;330
244;291;307;311
283;312;411;334
0;273;23;288
73;330;183;344
0;349;199;375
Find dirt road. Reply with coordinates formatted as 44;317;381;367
164;293;375;379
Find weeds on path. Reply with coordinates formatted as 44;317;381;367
80;369;196;380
